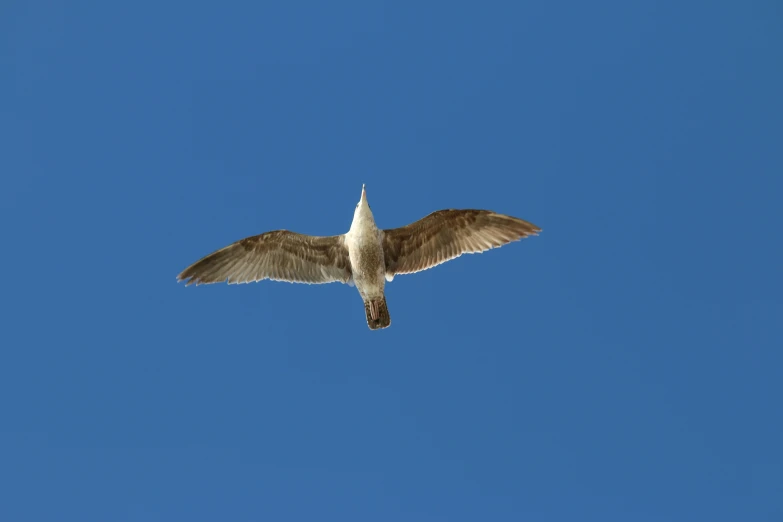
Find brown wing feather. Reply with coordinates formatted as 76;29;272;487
177;231;352;286
382;209;541;276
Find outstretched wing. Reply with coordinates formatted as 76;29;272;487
177;231;352;286
382;209;540;277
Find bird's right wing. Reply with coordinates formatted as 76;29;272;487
177;230;352;286
382;209;541;277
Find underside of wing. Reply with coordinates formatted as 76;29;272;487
177;231;352;286
382;209;541;276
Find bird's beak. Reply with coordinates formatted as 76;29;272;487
361;184;367;202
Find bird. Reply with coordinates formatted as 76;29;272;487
177;185;541;330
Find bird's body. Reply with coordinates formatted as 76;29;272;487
345;198;385;300
344;190;390;328
177;185;541;330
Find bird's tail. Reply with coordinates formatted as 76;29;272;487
364;296;391;330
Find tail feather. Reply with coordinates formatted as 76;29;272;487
364;296;391;330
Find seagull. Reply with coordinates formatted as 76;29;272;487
177;185;541;330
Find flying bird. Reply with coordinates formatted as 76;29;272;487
177;185;541;330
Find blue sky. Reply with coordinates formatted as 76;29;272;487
2;1;781;520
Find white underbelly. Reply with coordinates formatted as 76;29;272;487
349;245;385;298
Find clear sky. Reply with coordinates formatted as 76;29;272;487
2;1;781;520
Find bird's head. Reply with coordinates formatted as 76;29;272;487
351;184;375;230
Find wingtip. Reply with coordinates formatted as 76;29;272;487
176;272;196;286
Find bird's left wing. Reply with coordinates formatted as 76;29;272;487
382;209;540;277
177;231;352;286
